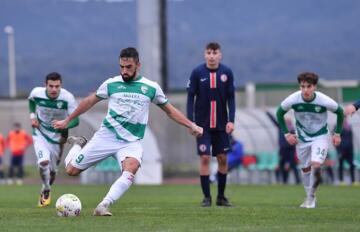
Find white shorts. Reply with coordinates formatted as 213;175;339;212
296;135;330;168
32;129;61;172
70;127;143;170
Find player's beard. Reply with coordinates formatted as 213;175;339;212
122;72;137;82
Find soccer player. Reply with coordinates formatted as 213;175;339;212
28;72;79;207
276;72;344;208
344;99;360;116
7;122;32;185
187;42;235;207
0;132;6;184
52;47;203;216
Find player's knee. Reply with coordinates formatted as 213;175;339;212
200;155;210;165
311;162;321;169
65;166;81;176
39;160;49;166
302;166;311;173
217;155;227;166
122;157;140;174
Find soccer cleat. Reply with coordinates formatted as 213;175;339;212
200;197;212;207
93;203;112;216
300;196;316;208
38;190;51;207
67;136;88;148
216;196;233;207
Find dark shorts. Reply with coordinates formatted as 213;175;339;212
196;130;230;156
11;156;24;166
0;156;2;165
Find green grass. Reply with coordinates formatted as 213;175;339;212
0;184;360;232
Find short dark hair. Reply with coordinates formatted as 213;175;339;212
119;47;139;63
297;72;319;85
206;42;221;51
46;72;62;83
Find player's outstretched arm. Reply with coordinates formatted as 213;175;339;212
53;93;101;129
159;103;203;137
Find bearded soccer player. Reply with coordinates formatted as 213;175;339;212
276;72;343;208
52;47;203;216
28;72;79;207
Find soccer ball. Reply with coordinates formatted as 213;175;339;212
55;193;82;217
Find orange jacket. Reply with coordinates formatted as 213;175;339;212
7;130;32;156
0;133;5;156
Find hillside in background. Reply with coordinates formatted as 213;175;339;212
0;0;360;96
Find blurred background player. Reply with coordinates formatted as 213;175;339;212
7;122;32;185
344;99;360;116
0;132;6;184
28;72;79;207
187;42;235;207
53;47;203;216
276;72;343;208
227;136;244;172
266;111;300;185
336;118;356;185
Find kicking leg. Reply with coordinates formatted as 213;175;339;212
93;157;139;216
65;136;87;167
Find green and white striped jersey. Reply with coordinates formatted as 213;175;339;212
96;75;168;142
279;91;343;142
28;87;78;143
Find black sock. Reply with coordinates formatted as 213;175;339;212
200;175;211;198
217;171;227;198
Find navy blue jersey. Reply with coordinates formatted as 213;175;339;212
187;63;235;130
354;99;360;110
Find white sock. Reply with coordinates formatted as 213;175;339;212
301;171;311;197
65;144;81;167
101;171;135;206
39;165;50;190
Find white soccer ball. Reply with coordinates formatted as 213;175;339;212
55;193;82;217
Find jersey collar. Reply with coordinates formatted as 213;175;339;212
302;92;316;103
45;89;60;100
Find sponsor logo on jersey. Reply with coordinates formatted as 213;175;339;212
220;74;228;82
141;85;148;94
315;106;321;112
199;144;207;152
117;85;127;89
57;102;63;108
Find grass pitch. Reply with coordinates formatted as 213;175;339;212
0;184;359;232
